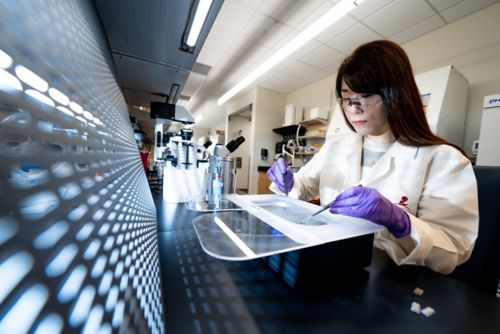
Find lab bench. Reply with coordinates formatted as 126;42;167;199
154;195;500;334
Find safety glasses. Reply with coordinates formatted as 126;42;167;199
337;94;381;109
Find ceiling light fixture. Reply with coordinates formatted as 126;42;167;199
167;83;180;104
217;0;364;106
195;113;204;123
181;0;214;53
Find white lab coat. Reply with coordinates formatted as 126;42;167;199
271;133;478;274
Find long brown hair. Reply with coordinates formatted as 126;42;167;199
335;40;466;156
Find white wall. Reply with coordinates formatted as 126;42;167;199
286;2;500;156
251;87;286;194
227;114;251;190
226;88;256;143
286;75;336;121
404;2;500;155
191;127;210;142
226;88;257;192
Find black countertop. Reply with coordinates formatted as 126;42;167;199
257;165;270;172
154;196;500;334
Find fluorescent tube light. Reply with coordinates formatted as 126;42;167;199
167;83;180;104
187;0;213;47
217;0;364;106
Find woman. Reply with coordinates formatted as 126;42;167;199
267;40;478;274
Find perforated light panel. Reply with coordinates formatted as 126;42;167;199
0;1;164;333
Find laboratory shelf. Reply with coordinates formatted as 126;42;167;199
298;117;329;126
272;124;306;137
298;134;326;140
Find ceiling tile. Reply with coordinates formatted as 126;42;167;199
257;80;289;93
259;70;308;91
350;0;394;20
255;68;274;81
244;46;275;65
426;0;463;11
255;71;274;85
302;68;332;84
196;47;224;67
241;11;279;43
440;0;500;22
202;26;235;53
286;79;313;93
314;15;357;44
281;61;323;80
181;73;207;98
259;22;294;49
327;23;383;54
325;60;342;74
218;38;257;67
257;0;298;20
234;0;264;10
363;0;436;37
270;29;301;53
213;0;254;33
390;15;445;44
301;45;345;68
223;61;258;88
294;1;336;31
271;57;296;72
290;39;323;60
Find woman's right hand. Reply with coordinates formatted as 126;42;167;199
266;157;294;193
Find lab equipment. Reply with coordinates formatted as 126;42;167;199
185;136;245;211
204;136;245;202
192;194;383;261
476;93;500;166
414;65;468;147
205;154;236;203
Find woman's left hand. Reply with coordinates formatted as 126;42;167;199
329;186;411;238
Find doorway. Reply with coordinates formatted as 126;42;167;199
227;104;252;193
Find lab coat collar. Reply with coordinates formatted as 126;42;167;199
388;140;420;159
359;137;419;187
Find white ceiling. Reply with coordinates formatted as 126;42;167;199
180;0;500;130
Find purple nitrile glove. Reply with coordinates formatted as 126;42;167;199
329;186;411;238
266;157;294;193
